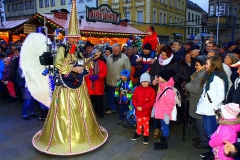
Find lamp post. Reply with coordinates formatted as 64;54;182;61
123;6;127;18
216;0;220;45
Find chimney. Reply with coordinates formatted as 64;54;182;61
51;9;69;20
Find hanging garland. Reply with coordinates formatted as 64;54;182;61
80;31;144;38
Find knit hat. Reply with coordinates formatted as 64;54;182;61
85;41;94;48
232;48;240;54
227;41;236;48
140;73;151;83
158;69;175;82
221;103;240;119
143;43;152;51
147;26;155;32
120;69;130;78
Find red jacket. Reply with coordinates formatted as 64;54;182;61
132;85;156;117
143;32;158;51
85;59;107;95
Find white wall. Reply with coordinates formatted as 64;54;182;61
186;8;202;39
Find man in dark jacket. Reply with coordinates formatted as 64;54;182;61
188;45;200;75
172;40;185;63
221;41;237;62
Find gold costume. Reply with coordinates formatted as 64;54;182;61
32;47;108;155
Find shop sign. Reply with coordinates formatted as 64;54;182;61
86;4;120;24
24;24;36;34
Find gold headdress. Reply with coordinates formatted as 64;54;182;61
65;0;81;37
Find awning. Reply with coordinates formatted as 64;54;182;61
0;19;28;30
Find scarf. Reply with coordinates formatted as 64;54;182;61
202;70;229;97
190;69;205;81
158;54;173;66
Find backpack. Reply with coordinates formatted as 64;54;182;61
158;87;181;107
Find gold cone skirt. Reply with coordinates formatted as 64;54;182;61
32;82;108;156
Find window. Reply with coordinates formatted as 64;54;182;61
69;0;72;3
61;0;66;5
21;3;24;9
226;3;230;16
137;11;143;23
45;0;49;7
188;26;190;34
195;15;197;23
178;0;180;9
182;2;184;10
17;3;20;10
12;4;15;11
79;0;84;2
103;0;108;4
127;12;131;24
169;0;172;6
198;15;200;24
192;13;194;22
169;15;172;24
39;0;43;8
163;14;166;24
174;17;176;23
209;5;214;16
30;1;34;9
25;2;29;9
159;13;162;24
178;18;179;24
51;0;55;6
153;11;156;23
7;5;11;11
216;3;227;16
188;12;190;21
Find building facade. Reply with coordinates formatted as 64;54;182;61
186;0;207;40
36;0;96;20
98;0;186;44
3;0;37;21
207;0;240;46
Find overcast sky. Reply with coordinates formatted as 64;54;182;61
194;0;209;12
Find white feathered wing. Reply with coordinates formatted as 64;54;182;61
20;33;52;107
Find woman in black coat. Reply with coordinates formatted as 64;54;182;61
149;45;179;138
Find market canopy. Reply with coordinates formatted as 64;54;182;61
36;13;145;36
0;19;28;30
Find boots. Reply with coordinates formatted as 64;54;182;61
153;128;161;139
154;136;169;150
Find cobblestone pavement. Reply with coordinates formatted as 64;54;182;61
0;100;207;160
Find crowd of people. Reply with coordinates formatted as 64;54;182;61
1;24;240;159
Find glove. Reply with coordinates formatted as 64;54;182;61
89;75;99;81
164;114;170;124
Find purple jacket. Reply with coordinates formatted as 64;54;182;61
209;119;240;160
2;65;10;81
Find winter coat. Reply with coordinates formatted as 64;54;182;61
196;75;225;116
85;59;107;95
143;32;158;51
227;78;240;105
10;56;19;83
209;119;240;160
140;53;152;75
185;69;205;119
172;47;185;63
222;63;232;91
149;56;179;91
153;77;176;120
115;79;133;104
128;54;139;84
132;85;156;118
106;53;131;87
0;59;4;80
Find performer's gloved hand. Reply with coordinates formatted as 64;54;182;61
164;114;170;124
90;75;99;81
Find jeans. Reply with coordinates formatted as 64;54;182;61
196;118;209;146
106;85;116;111
22;98;35;117
160;119;170;137
119;104;128;121
202;115;218;151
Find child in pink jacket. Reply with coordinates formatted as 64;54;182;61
153;69;176;150
209;103;240;160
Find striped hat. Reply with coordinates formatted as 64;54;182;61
221;103;240;119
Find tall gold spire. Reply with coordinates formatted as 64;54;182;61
66;0;81;37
